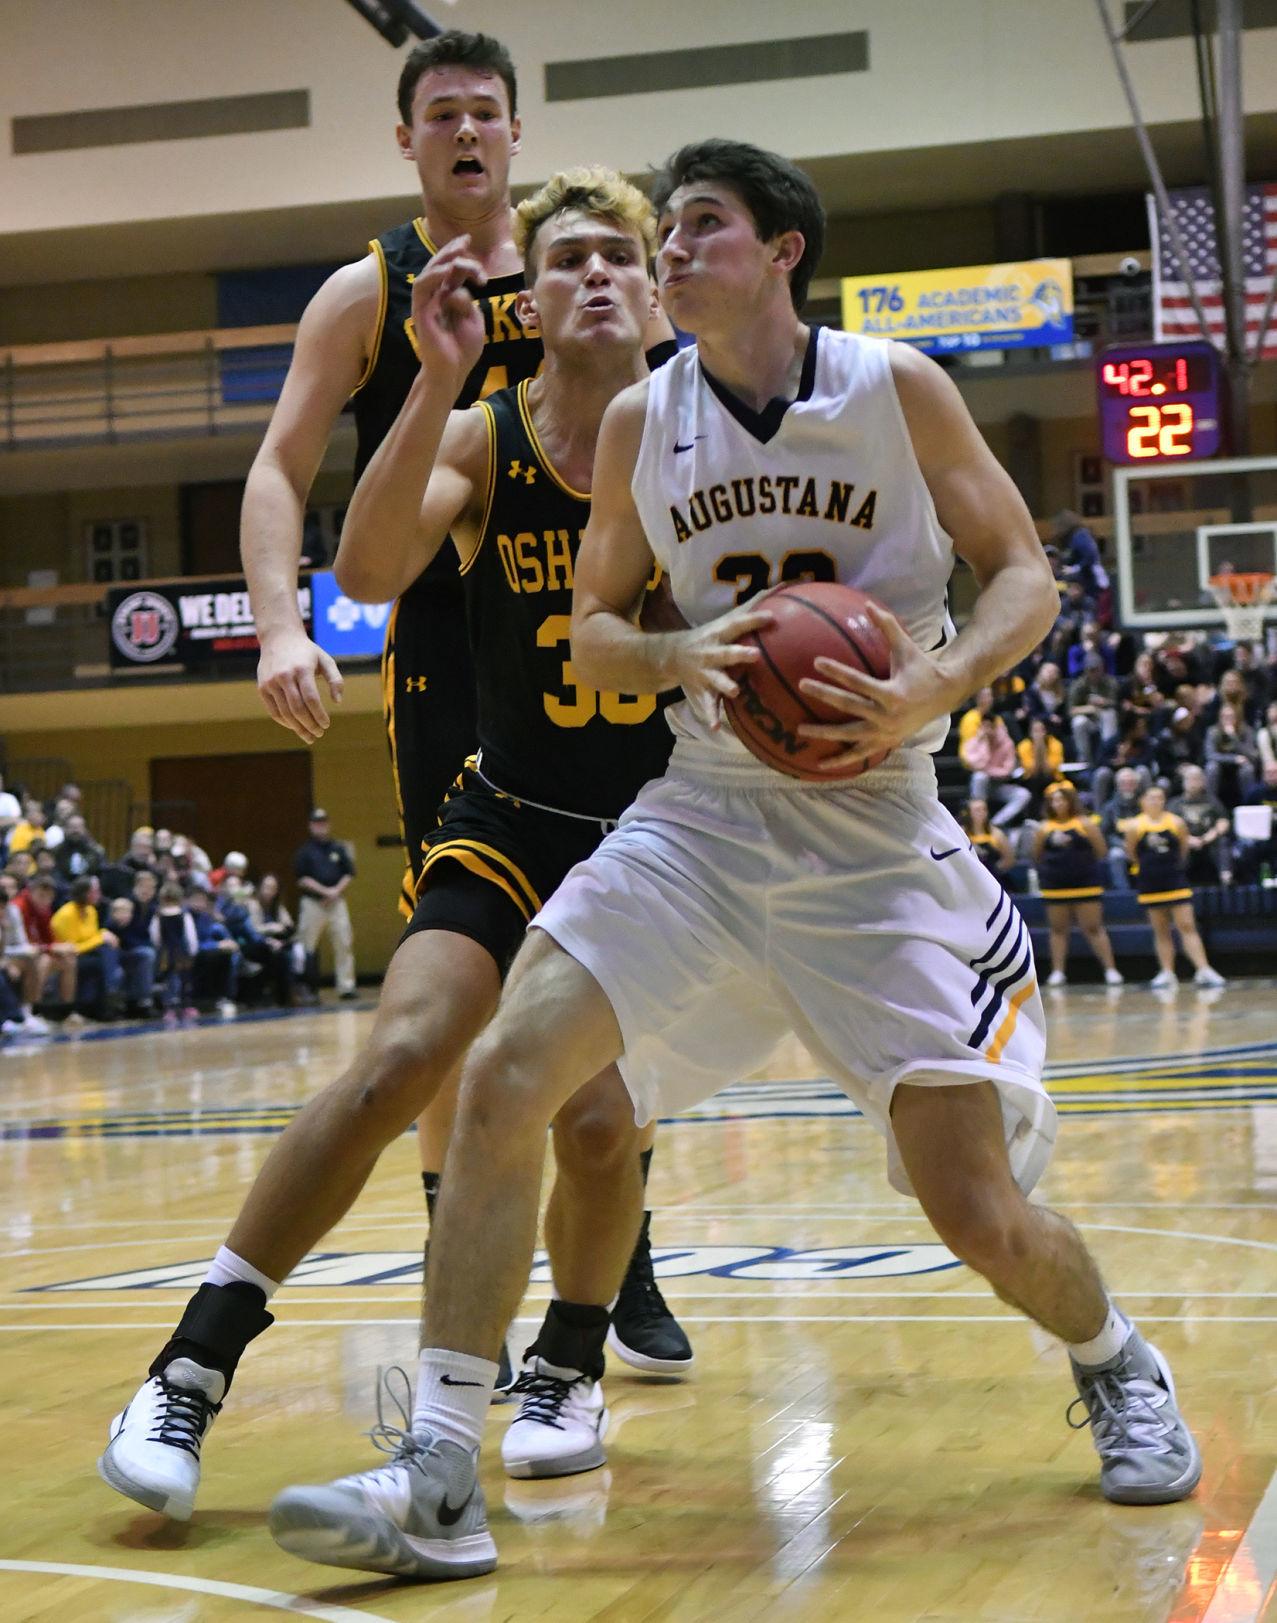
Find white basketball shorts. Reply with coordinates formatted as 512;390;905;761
533;754;1054;1199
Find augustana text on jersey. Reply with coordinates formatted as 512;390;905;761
669;475;878;544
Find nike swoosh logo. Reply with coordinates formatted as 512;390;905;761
437;1489;472;1528
672;435;707;453
929;845;962;861
439;1373;482;1387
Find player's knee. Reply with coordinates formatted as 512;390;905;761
457;1023;557;1146
552;1091;637;1177
352;1022;454;1128
924;1189;1033;1281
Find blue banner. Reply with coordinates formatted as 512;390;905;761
310;570;393;661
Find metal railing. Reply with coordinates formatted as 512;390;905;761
1;324;297;451
2;272;1156;453
0;601;108;692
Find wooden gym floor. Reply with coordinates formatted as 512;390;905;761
1;979;1275;1622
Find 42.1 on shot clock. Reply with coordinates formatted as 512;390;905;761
1095;340;1222;464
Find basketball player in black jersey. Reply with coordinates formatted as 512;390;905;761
238;31;682;1371
98;171;686;1531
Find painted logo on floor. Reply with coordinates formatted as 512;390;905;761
5;1041;1277;1140
28;1243;961;1292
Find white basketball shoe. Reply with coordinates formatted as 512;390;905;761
98;1358;225;1521
500;1355;609;1479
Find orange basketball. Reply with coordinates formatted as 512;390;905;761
724;581;892;782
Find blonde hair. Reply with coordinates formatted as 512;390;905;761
513;166;656;274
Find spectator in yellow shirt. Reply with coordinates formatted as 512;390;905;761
1016;719;1066;813
51;876;122;1018
6;798;52;856
957;686;996;750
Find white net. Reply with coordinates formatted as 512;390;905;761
1207;573;1277;642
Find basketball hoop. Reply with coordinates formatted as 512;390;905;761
1207;572;1277;643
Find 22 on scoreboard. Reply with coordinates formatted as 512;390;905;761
1096;341;1222;463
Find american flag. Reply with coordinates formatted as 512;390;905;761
1148;183;1277;360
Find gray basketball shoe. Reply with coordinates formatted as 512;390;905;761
1068;1330;1202;1505
268;1369;496;1580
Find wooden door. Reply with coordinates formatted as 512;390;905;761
180;480;246;576
149;750;312;903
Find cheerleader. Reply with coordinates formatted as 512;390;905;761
1125;785;1226;990
1031;784;1123;988
961;798;1014;887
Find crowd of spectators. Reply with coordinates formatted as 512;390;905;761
0;781;312;1038
955;512;1277;895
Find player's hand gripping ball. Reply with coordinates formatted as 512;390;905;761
724;581;892;781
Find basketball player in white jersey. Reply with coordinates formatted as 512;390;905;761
269;139;1200;1581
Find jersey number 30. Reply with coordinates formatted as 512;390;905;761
537;615;656;728
715;549;837;603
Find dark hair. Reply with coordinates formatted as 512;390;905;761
1045;783;1081;820
69;876;94;903
650;139;826;312
397;30;518;123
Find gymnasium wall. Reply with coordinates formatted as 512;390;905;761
5;0;1276;257
0;468;353;591
0;273;218;347
0;204;1005;348
0;485;183;588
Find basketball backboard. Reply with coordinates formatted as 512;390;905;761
1111;454;1277;632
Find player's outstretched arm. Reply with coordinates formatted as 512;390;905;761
572;387;771;725
338;239;490;602
242;258;381;743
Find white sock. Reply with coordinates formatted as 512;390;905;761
203;1245;281;1302
1068;1302;1131;1367
414;1347;498;1450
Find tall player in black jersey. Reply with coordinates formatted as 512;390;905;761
238;31;680;1372
97;172;686;1536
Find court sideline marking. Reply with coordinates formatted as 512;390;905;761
0;1559;397;1621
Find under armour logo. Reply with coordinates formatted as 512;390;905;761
507;459;537;484
405;675;429;693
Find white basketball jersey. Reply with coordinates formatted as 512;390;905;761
631;327;956;765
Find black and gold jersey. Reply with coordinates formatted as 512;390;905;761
1037;816;1103;899
1131;813;1191;903
351;217;544;581
970;831;1004;875
462;379;675;819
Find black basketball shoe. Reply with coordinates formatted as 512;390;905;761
606;1211;693;1376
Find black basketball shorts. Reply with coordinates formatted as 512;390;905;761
400;765;616;977
382;575;477;916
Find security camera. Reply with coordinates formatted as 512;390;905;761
1119;256;1142;277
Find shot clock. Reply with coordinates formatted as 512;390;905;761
1096;341;1222;463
